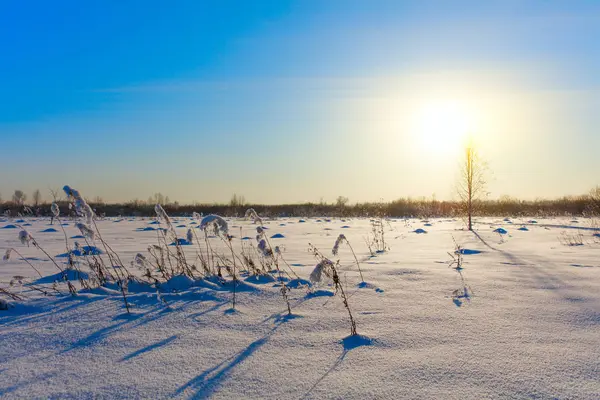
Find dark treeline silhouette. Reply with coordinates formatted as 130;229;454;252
2;193;598;219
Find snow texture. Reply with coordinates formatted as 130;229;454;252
0;216;599;399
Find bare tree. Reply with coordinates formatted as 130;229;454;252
457;143;487;231
335;196;349;208
12;190;27;205
148;193;166;205
230;193;246;207
32;189;42;207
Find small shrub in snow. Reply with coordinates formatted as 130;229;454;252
310;244;358;336
447;238;473;306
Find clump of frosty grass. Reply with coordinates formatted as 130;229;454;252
1;189;389;343
365;207;390;256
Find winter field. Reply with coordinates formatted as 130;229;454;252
1;214;599;399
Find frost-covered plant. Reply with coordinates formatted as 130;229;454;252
195;214;230;277
152;204;193;278
309;244;358;336
2;247;42;278
309;259;334;285
63;185;131;310
332;234;363;282
257;239;271;257
254;226;293;314
63;185;94;225
244;208;263;225
134;253;147;267
155;204;172;227
75;223;95;240
447;237;472;306
366;218;388;255
8;275;61;297
11;226;76;294
18;230;32;246
0;285;25;308
51;202;60;218
200;214;229;235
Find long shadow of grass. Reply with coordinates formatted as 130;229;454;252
175;313;298;399
59;293;223;355
0;372;56;397
120;335;178;362
0;295;105;329
302;335;374;399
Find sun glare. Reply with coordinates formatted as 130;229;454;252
413;100;474;154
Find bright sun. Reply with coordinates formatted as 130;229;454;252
413;100;474;153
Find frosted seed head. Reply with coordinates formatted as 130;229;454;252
51;203;60;217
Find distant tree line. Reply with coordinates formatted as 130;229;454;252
0;188;598;219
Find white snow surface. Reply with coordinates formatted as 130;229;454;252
1;216;599;399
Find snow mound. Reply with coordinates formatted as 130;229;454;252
40;228;58;233
56;246;103;257
287;278;311;289
413;228;428;234
270;233;285;239
244;274;276;285
341;334;376;350
169;238;191;246
165;275;195;291
34;269;90;284
458;249;482;255
305;289;335;298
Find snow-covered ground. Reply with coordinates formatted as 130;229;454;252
1;216;599;399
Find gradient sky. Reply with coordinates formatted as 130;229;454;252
1;1;599;204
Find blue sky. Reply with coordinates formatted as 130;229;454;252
1;1;599;204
